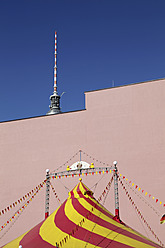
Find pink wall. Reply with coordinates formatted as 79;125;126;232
0;79;165;246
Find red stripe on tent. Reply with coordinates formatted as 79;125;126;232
20;221;55;248
54;201;134;248
70;183;161;247
76;183;113;219
71;197;160;247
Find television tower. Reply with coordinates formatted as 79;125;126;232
47;32;61;115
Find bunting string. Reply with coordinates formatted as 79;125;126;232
51;151;80;173
0;181;46;217
51;169;112;180
98;176;114;204
51;150;112;175
0;202;26;240
0;181;45;235
118;173;165;209
81;150;110;167
91;173;106;194
50;182;61;204
122;176;161;217
119;177;164;247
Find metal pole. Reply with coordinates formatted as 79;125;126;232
45;169;50;219
113;161;119;218
79;149;82;161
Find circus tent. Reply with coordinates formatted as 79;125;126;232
1;179;161;248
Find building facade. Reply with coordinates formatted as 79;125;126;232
0;79;165;246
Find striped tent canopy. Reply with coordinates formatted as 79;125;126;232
2;180;161;248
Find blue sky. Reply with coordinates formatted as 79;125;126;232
0;0;165;121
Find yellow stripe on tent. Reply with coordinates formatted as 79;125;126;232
64;199;156;248
39;208;97;248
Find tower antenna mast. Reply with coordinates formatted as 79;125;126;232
47;31;61;115
54;31;57;93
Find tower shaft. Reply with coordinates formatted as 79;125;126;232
47;32;61;115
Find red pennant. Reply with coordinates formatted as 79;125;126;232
135;185;138;189
156;199;158;203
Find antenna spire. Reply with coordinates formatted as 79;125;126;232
54;31;57;93
47;31;61;115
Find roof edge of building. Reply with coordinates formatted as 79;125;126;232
84;77;165;94
1;77;165;124
0;109;86;124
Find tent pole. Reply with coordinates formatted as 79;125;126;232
79;149;82;161
113;161;119;219
113;161;124;224
45;169;50;219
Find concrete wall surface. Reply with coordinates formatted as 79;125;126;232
0;79;165;246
